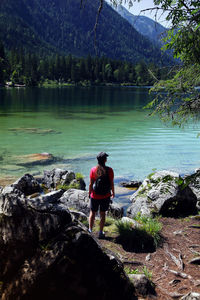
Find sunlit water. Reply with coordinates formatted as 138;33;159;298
0;86;200;204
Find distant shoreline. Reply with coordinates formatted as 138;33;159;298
1;81;153;89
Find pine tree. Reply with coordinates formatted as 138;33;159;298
0;41;6;83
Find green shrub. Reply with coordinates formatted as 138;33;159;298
81;219;89;227
75;173;84;180
115;221;133;237
115;220;155;252
124;267;140;275
134;213;162;247
57;182;80;191
115;214;162;252
125;265;153;281
142;266;153;281
104;216;116;226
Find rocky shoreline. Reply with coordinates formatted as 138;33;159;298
0;166;200;299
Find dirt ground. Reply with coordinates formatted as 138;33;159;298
98;216;200;300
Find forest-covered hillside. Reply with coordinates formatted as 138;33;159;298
0;0;171;64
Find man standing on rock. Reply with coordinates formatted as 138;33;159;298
88;152;115;239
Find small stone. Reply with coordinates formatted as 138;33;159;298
121;216;139;227
173;230;183;235
145;253;151;261
170;292;184;299
169;279;181;286
120;180;142;188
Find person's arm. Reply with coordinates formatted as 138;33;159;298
89;168;94;198
110;168;115;198
89;178;94;198
111;179;115;198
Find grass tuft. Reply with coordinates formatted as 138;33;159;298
115;214;162;252
134;213;162;247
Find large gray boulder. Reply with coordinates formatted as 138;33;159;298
42;168;76;189
61;189;123;218
184;169;200;210
60;189;90;215
42;168;86;191
10;174;40;196
0;182;136;300
127;170;198;218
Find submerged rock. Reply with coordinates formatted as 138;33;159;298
120;181;142;188
14;153;55;167
0;179;136;300
0;175;18;188
127;170;198;218
8;127;60;135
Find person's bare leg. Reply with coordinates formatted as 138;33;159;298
99;211;106;232
89;210;96;232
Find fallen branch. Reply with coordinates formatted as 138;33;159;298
164;246;184;270
189;248;200;256
168;269;192;280
178;253;184;271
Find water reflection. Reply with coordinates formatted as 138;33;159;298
0;86;151;114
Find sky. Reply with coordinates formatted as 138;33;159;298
120;0;171;27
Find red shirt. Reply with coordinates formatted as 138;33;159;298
90;166;114;199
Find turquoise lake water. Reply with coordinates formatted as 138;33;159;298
0;86;200;193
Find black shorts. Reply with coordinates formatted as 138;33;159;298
90;197;110;212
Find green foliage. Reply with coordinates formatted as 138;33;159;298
142;266;153;281
104;216;117;226
140;0;200;125
57;182;80;191
115;220;133;237
75;173;84;180
115;215;162;252
0;42;168;86
111;0;200;125
134;213;162;247
124;267;140;275
81;219;89;227
146;63;200;125
124;265;153;281
94;216;117;234
162;175;173;183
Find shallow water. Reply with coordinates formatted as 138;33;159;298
0;86;200;194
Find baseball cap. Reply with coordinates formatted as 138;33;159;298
96;152;109;160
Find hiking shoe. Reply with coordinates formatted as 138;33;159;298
98;231;105;239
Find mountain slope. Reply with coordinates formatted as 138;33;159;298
0;0;170;64
113;4;167;44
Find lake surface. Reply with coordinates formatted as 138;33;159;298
0;86;200;194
